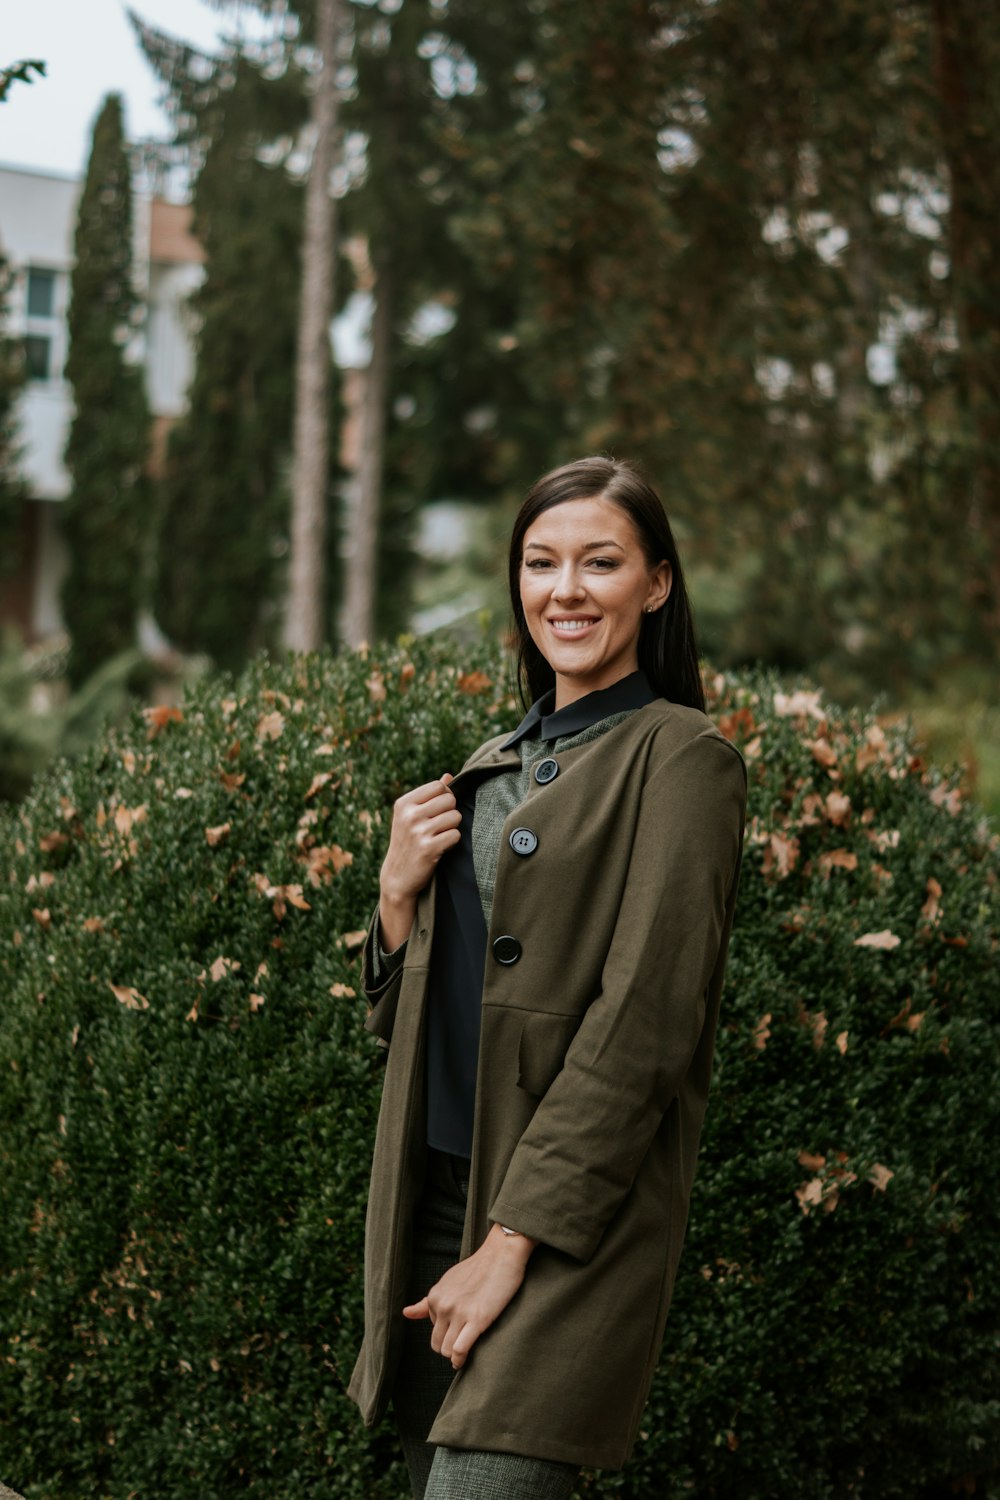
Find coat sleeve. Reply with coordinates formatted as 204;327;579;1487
361;903;409;1045
488;729;747;1262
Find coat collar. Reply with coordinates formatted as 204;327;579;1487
499;669;657;750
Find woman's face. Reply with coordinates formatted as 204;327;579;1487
519;496;672;709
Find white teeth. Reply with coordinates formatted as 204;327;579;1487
550;619;594;631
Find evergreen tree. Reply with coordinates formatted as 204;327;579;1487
61;93;150;684
430;0;997;692
135;20;313;667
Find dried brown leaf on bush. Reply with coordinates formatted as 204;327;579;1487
252;874;311;920
868;1163;894;1191
113;805;147;837
205;823;231;848
752;1013;772;1050
854;724;890;773
38;830;69;853
817;848;859;878
806;736;838;770
109;983;149;1011
366;672;387;703
796;1178;824;1214
929;783;962;816
457;670;492;695
797;792;825;827
921;877;943;924
209;957;240;982
796;1001;828;1048
825;791;852;826
32;907;51;930
305;772;338;801
329;982;356;998
763;830;800;880
256;711;285;743
144;706;183;739
854;929;901;950
303;845;353;886
718;705;757;742
773;689;824;720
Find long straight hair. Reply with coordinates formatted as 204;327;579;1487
507;456;706;712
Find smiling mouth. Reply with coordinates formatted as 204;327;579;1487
548;617;599;633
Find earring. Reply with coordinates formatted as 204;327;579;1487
644;604;654;614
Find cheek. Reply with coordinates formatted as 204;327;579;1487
519;573;544;616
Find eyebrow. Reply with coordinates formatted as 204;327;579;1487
524;539;625;552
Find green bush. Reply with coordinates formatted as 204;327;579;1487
1;638;997;1499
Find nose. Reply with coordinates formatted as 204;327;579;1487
551;563;586;602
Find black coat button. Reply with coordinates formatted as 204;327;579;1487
509;827;538;856
492;935;522;965
534;758;559;784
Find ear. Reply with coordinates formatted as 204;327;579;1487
646;561;672;612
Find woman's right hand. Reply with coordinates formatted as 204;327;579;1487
378;774;461;951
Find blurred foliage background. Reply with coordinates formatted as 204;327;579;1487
1;0;998;813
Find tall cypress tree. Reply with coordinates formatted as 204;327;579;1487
61;93;150;684
135;21;314;667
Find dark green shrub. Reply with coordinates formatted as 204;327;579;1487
1;640;997;1499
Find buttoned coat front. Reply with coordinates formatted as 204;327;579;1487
347;697;747;1471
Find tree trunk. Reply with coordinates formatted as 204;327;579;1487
931;0;1000;627
284;0;342;653
340;250;392;649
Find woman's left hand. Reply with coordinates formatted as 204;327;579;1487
403;1225;538;1370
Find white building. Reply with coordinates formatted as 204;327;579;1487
0;163;204;640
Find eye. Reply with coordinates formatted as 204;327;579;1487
524;558;555;570
588;557;618;570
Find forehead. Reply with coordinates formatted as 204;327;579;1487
522;496;639;549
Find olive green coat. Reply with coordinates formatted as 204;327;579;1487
347;699;747;1470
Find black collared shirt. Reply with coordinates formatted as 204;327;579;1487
425;670;657;1158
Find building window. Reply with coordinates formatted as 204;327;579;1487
27;267;56;319
25;334;51;382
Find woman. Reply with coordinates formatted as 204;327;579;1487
347;456;747;1500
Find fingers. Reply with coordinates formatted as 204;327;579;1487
446;1323;475;1369
392;785;460;840
424;808;463;838
405;775;455;805
427;1298;487;1366
402;1297;431;1321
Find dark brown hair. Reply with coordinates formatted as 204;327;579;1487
507;456;706;712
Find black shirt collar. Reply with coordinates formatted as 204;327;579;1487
499;669;657;750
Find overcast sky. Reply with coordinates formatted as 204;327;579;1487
0;0;275;179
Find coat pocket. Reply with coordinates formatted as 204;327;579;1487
516;1011;581;1097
